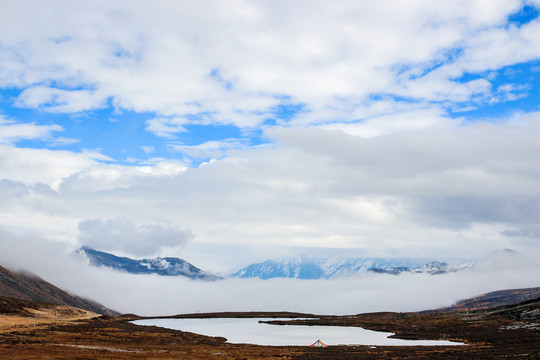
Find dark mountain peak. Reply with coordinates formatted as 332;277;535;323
488;248;518;256
425;261;448;267
75;246;222;281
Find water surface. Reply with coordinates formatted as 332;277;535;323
133;318;465;346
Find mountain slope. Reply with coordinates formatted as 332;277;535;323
232;258;325;280
0;264;117;316
434;287;540;313
75;246;222;281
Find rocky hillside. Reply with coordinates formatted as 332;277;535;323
0;264;117;316
432;287;540;313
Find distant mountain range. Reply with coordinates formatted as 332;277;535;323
74;246;222;281
74;247;526;281
231;256;479;279
0;264;117;316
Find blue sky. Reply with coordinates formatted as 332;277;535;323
1;1;538;166
2;0;540;270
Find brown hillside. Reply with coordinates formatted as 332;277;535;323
0;264;117;316
430;286;540;313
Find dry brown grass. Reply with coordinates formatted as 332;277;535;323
0;305;99;333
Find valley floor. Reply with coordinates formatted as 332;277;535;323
1;304;539;359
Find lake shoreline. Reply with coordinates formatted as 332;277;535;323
1;304;539;359
132;316;466;346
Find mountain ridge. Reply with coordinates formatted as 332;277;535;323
231;249;530;280
75;246;222;281
231;256;476;279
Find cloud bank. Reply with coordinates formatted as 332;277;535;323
2;113;540;262
78;218;192;256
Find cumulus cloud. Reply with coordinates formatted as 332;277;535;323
1;112;540;263
77;218;193;256
16;86;107;113
0;145;111;187
0;116;63;144
0;0;535;129
169;138;251;161
145;117;188;139
59;162;187;192
322;107;452;138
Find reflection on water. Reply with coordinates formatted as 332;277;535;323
133;318;465;346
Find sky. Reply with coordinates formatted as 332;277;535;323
2;0;540;281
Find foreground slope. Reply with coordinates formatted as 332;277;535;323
0;264;117;316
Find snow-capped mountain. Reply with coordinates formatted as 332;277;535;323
471;248;539;272
232;249;534;279
231;258;326;280
74;246;222;281
230;257;459;279
409;261;475;275
321;258;426;277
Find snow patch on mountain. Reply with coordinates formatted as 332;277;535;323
74;246;222;281
231;256;476;280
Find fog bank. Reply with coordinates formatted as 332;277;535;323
2;230;538;316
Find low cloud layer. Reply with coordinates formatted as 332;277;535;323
77;269;539;316
1;227;538;317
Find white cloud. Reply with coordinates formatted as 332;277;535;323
169;138;250;160
16;86;107;113
47;137;80;147
322;107;453;138
0;116;63;144
2;112;540;263
0;145;110;187
70;266;540;316
78;218;192;256
59;161;187;192
145;117;188;139
1;0;540;270
0;0;534;128
141;145;155;154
